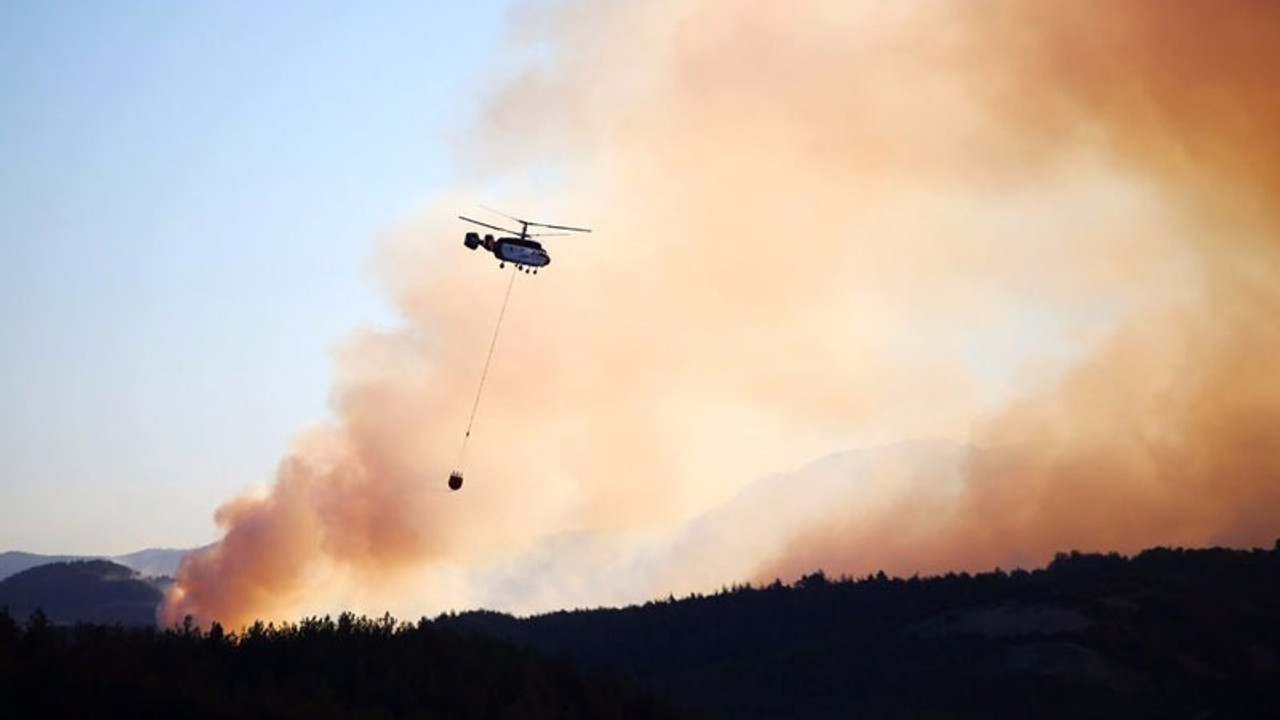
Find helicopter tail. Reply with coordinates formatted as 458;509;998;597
463;232;499;252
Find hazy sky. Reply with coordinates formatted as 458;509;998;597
1;1;516;554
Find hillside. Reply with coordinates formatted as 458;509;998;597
0;552;86;581
0;560;162;627
439;543;1280;719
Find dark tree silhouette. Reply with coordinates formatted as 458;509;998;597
0;606;705;720
440;542;1280;719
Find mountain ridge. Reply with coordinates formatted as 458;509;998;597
0;546;200;581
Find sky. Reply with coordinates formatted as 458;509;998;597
4;1;1280;629
1;1;517;554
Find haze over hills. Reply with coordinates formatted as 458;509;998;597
470;439;969;613
0;546;198;582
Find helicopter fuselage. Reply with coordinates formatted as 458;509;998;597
465;231;550;268
494;237;550;267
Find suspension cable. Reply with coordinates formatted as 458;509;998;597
455;266;519;471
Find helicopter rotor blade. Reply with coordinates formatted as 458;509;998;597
477;205;529;225
476;205;592;234
458;215;519;235
526;221;592;233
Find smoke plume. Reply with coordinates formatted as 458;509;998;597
755;0;1280;582
162;0;1280;628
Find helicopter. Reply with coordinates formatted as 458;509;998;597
459;207;591;273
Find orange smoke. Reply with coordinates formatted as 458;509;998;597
759;0;1280;581
163;0;1280;627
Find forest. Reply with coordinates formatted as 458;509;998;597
439;544;1280;719
0;609;701;719
3;543;1278;719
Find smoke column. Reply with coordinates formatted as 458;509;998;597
756;0;1280;581
162;0;1280;628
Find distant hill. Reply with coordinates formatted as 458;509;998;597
0;560;162;626
0;546;194;581
439;543;1280;719
0;552;87;581
110;547;195;579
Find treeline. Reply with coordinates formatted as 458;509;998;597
0;609;704;720
440;543;1280;719
4;544;1278;719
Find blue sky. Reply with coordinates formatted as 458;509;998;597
1;1;518;554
